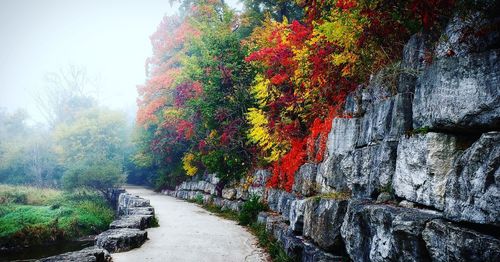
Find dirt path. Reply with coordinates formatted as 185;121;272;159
112;186;267;262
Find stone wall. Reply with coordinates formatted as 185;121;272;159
39;191;155;261
162;14;500;262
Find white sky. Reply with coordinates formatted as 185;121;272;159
0;0;242;124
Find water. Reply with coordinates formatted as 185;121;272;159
0;238;94;262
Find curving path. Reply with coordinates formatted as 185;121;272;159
112;186;268;262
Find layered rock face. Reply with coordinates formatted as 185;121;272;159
164;15;500;262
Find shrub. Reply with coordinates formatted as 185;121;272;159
194;194;204;205
249;222;297;262
238;195;266;226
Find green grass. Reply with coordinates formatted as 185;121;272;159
0;184;114;248
249;222;298;262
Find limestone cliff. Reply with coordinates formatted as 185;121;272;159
163;12;500;262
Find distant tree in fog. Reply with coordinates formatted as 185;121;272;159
35;65;98;127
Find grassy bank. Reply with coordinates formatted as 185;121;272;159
0;184;114;248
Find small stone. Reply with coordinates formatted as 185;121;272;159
399;200;415;209
376;192;392;203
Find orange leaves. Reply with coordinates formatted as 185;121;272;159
136;97;166;126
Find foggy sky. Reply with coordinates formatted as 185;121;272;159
0;0;242;124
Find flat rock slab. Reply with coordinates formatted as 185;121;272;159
109;215;153;230
37;247;111;262
126;206;155;216
96;228;148;253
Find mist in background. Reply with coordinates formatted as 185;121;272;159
0;0;243;125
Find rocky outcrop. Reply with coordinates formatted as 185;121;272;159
303;198;348;251
345;141;398;198
289;199;307;233
444;132;500;225
37;247;112;262
293;163;318;197
422;219;500;262
162;14;500;262
95;228;148;253
327;118;359;155
341;200;441;262
413;50;500;131
393;132;460;209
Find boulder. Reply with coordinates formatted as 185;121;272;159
413;50;500;131
357;98;395;147
266;189;282;212
37;247;111;262
422;219;500;262
221;188;237;200
253;169;271;186
205;173;220;185
107;188;126;209
257;211;269;224
341;200;441;262
343;90;361;116
387;93;413;140
118;193;151;215
280;234;304;260
394;132;461;210
293;163;318;197
289;199;307;234
316;154;348;193
302;241;344;262
345;142;398;198
109;215;152;230
444;132;500;225
303;198;348;251
95;228;148;253
326;118;359;156
277;191;295;217
318;141;397;198
398;32;431;94
434;11;500;58
264;213;288;234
